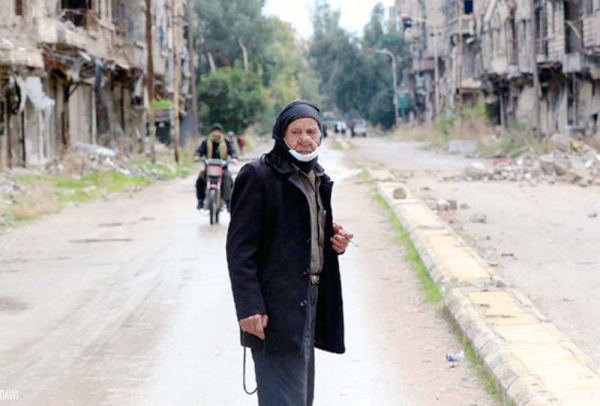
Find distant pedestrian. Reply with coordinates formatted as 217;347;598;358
227;100;354;405
237;134;246;155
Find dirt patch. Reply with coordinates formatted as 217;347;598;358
0;297;29;313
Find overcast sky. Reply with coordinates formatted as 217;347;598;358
263;0;395;39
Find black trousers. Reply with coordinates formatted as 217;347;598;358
195;169;233;203
252;284;319;406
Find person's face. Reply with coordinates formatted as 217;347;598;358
211;130;223;141
283;118;321;154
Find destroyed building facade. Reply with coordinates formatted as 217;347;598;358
393;0;600;140
0;0;193;170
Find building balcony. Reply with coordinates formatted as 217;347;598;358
38;16;89;50
413;58;436;72
60;9;99;32
121;42;146;70
447;14;474;37
563;53;584;73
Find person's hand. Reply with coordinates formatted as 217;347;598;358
193;155;201;162
230;158;239;165
239;314;269;340
332;223;354;254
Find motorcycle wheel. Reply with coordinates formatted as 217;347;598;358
208;189;217;225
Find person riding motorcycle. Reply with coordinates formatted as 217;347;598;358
194;123;238;210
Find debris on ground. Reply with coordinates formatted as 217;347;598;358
393;187;408;200
72;142;117;158
448;140;478;155
445;134;600;187
446;350;465;362
0;147;189;229
437;199;451;211
470;213;487;224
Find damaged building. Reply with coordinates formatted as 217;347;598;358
392;0;600;140
0;0;194;171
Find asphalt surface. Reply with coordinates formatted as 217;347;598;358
347;136;600;370
0;145;497;405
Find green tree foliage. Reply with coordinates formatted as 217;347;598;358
198;66;264;134
195;0;270;70
309;1;410;129
193;0;323;133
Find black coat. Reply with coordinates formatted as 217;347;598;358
226;151;345;355
194;139;238;159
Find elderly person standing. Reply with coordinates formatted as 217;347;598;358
226;100;354;405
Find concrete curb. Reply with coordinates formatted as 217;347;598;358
369;170;600;406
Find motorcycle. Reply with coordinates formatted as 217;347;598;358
203;159;228;225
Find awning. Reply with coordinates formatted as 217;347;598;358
26;77;56;111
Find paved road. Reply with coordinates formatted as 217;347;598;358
0;146;496;405
347;136;600;370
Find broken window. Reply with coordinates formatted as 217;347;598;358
564;0;583;54
567;77;579;126
508;18;518;63
584;0;594;15
15;0;23;16
60;0;98;29
535;0;549;57
111;0;121;22
464;0;473;15
61;0;93;9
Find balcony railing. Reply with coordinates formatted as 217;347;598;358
447;14;474;36
115;17;144;43
59;9;98;31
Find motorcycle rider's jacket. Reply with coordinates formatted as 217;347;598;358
194;137;238;160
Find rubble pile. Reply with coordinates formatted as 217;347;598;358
43;143;178;180
0;145;179;221
0;174;25;228
449;134;600;187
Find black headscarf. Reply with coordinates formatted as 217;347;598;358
271;100;323;173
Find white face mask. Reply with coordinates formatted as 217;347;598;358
288;146;321;162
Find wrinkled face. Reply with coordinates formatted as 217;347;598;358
211;129;223;141
283;118;321;154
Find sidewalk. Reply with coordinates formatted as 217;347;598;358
371;169;600;406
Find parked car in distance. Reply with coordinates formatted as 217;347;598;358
352;119;368;137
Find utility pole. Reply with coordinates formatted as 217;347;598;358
171;0;181;164
374;48;400;127
186;1;199;141
145;0;156;163
530;0;541;138
433;30;441;118
6;101;12;169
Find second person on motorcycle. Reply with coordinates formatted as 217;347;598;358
194;123;238;210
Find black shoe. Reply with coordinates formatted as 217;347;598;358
197;200;204;210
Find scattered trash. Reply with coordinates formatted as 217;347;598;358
460;203;470;210
393;187;408;200
465;163;487;180
436;199;451;211
446;350;465;362
501;253;515;258
72;142;117;158
588;212;598;219
448;140;478;155
470;213;487;224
